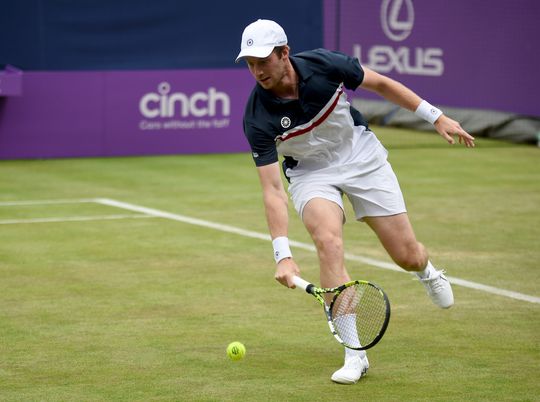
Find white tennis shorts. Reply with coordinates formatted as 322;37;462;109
288;130;406;222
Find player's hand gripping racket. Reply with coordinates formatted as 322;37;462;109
292;276;390;350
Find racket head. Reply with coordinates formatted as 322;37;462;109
328;280;391;350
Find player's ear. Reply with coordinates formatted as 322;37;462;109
282;45;290;59
274;45;290;60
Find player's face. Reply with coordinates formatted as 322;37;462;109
245;51;287;90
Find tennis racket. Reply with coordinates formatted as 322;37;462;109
292;276;390;350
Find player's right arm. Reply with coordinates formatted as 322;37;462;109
257;162;300;288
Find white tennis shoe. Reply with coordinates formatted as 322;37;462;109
419;269;454;309
331;355;369;384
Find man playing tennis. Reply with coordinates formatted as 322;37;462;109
236;19;475;384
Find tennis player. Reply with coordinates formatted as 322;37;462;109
236;19;475;384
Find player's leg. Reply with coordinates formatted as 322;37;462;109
302;197;348;289
288;178;350;290
302;197;369;384
343;152;454;309
363;213;427;271
364;213;454;308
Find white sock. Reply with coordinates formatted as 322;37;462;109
416;260;437;279
334;314;366;360
345;346;366;360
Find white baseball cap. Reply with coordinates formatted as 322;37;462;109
235;19;288;63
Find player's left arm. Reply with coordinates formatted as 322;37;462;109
359;66;475;147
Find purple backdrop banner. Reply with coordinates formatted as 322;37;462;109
0;69;253;159
324;0;540;117
3;2;538;160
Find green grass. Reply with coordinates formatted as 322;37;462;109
0;126;539;401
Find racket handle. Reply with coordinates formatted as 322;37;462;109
292;276;312;292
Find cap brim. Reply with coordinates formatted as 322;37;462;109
235;46;275;63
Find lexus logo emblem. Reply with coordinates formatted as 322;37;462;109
381;0;415;42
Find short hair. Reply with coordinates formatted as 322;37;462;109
273;45;289;58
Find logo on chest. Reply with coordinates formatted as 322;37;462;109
280;116;291;129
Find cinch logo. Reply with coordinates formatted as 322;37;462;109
139;82;231;118
381;0;414;42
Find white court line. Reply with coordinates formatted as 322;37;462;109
0;214;154;225
0;199;98;206
94;198;540;305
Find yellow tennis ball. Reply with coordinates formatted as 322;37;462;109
226;342;246;361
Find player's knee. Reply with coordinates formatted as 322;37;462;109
313;231;343;257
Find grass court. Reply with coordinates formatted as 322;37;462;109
1;126;538;401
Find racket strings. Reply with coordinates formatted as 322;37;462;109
331;283;388;348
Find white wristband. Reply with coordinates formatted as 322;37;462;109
415;100;443;124
272;236;292;263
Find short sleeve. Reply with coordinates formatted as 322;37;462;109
243;120;279;167
315;49;364;90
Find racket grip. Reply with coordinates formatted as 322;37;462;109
292;276;312;292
